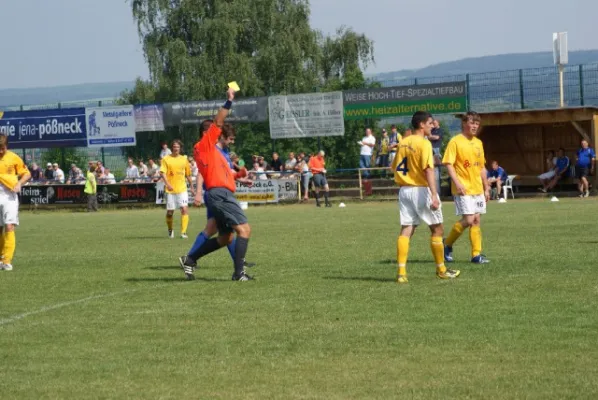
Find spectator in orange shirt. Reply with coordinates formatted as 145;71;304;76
308;150;331;207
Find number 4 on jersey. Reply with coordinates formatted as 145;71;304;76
396;157;409;175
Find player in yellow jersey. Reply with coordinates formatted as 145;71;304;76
0;135;31;271
391;111;461;283
442;111;491;264
160;140;195;239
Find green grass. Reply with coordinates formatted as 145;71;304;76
1;199;598;399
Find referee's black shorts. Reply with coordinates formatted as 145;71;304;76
313;174;328;187
206;187;248;234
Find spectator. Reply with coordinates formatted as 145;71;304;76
487;161;508;200
147;159;160;181
160;143;172;159
388;125;402;167
403;128;412;139
124;158;140;183
538;150;558;186
270;152;283;172
295;152;310;202
102;168;116;184
377;129;390;177
309;150;331;207
229;153;241;172
251;162;267;181
541;148;570;192
285;152;297;171
29;163;42;183
258;156;268;171
66;164;84;184
96;161;105;176
429;119;444;161
138;160;149;178
188;156;199;177
358;128;376;178
575;139;596;198
44;163;54;182
53;163;65;184
85;164;98;212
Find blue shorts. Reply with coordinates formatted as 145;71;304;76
204;192;214;219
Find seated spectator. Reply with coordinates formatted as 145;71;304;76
285;152;297;172
487;160;508;199
160;142;172;159
250;162;267;181
270;152;283;172
538;150;557;187
147;159;160;181
101;168;116;184
66;164;85;184
44;163;55;182
53;163;65;184
138;160;149;179
96;161;105;176
123;158;140;183
229;153;241;172
29;163;42;183
541;148;570;192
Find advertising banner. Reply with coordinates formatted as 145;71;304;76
343;82;467;119
268;92;344;139
20;184;156;205
163;97;268;126
134;104;165;132
234;179;279;203
155;181;195;205
0;108;87;148
86;105;137;148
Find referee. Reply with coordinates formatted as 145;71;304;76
179;87;254;281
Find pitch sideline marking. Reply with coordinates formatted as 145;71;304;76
0;283;172;327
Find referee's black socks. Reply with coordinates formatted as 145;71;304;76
234;237;249;276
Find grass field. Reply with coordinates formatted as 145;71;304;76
1;199;598;399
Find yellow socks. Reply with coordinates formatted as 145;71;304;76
445;222;465;247
181;214;189;234
430;236;446;274
0;231;5;259
3;231;15;265
166;215;174;230
397;236;410;276
469;226;482;258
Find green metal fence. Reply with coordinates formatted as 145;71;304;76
8;62;598;173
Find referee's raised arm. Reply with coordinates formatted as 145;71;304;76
215;87;236;127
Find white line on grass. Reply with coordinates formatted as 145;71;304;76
0;284;171;327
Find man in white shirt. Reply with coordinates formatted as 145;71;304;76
358;128;376;178
124;158;140;182
147;159;160;181
103;168;116;184
138;160;149;178
52;163;65;184
160;143;172;160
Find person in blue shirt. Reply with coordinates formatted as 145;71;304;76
487;161;508;199
541;148;570;192
575;139;596;197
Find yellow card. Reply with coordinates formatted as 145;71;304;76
228;81;241;92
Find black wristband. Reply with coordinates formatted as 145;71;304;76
223;100;232;110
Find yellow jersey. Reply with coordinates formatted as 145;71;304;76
391;134;434;187
0;151;29;191
442;133;486;195
160;154;191;194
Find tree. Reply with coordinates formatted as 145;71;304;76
126;0;376;169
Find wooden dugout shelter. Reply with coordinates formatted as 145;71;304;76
456;107;598;187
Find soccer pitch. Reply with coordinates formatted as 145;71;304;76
1;199;598;399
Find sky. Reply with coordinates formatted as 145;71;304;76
0;0;596;89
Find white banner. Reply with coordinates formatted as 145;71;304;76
277;178;299;201
86;105;136;148
268;92;344;139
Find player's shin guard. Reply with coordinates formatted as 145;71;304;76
397;236;410;276
189;232;209;257
166;215;174;230
181;214;189;234
430;236;446;274
227;237;236;260
189;237;222;262
469;226;482;258
445;222;465;247
234;237;249;276
3;231;15;265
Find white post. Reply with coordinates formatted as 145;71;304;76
559;64;565;108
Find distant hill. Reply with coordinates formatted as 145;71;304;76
0;81;134;109
373;50;598;82
2;50;598;108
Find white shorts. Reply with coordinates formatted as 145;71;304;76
454;195;486;216
398;186;443;226
166;192;189;210
0;191;19;226
538;171;556;180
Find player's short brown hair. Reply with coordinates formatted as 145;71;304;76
461;111;481;123
172;139;183;148
221;123;235;139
